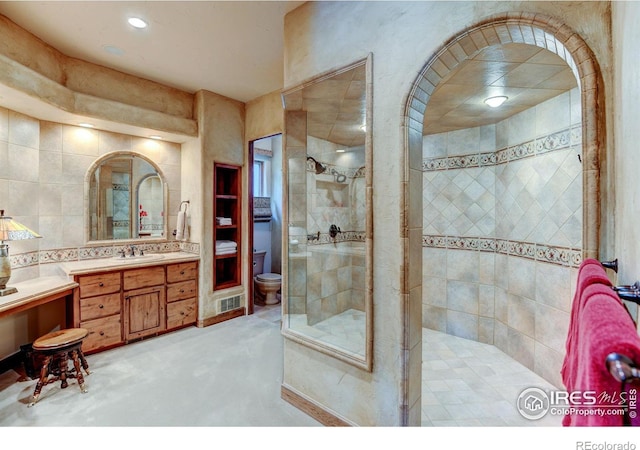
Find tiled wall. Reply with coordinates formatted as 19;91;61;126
422;89;581;387
287;130;367;324
0;106;194;283
305;242;365;325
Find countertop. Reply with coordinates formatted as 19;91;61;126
60;251;200;276
0;276;78;318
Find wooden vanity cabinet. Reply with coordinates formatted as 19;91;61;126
123;266;166;341
71;258;199;354
75;272;123;353
166;262;198;330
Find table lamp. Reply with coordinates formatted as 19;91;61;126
0;210;42;296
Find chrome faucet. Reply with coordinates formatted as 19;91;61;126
329;224;341;238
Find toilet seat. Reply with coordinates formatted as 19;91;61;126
256;273;281;282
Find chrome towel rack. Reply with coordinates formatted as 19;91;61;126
606;353;640;426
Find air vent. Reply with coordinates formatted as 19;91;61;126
220;295;241;312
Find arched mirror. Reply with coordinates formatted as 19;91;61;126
282;55;373;371
88;153;167;241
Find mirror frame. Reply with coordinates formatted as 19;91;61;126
85;151;169;244
281;54;373;371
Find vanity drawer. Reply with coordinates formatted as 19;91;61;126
166;298;197;330
81;315;122;353
79;292;121;321
167;262;197;283
123;266;165;290
167;280;197;303
78;272;121;298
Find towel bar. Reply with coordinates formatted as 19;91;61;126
606;353;640;383
613;281;640;305
600;258;618;273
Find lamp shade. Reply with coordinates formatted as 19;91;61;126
0;210;42;241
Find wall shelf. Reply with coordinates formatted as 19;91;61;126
214;163;241;289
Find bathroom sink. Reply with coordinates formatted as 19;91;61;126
112;253;164;262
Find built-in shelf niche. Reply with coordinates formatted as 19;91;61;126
214;163;241;289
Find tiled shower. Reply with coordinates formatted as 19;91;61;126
422;88;582;387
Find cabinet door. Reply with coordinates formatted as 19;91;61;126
124;285;166;341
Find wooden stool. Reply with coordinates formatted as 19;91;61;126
28;328;91;407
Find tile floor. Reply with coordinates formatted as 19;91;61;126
422;328;562;426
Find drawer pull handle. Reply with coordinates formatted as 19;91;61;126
180;289;185;293
180;271;185;275
180;312;185;315
99;331;105;336
125;297;130;301
99;282;104;287
99;304;104;309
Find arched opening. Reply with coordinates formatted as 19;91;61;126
401;13;604;425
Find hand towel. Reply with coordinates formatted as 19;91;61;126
563;284;640;426
176;210;189;241
562;259;612;389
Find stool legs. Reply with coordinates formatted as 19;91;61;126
77;349;90;375
28;355;53;407
28;346;90;407
70;350;88;393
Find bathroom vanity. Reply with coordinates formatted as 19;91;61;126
62;253;199;354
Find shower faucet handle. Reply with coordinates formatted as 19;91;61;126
329;224;341;238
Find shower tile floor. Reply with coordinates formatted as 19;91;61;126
422;328;562;426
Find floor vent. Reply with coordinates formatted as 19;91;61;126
220;295;241;312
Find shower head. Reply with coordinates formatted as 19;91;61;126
306;156;327;174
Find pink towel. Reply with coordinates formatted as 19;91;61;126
563;284;640;426
562;260;612;388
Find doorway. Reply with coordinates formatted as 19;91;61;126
248;134;283;316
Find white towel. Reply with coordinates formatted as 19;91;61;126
215;240;237;250
176;210;189;241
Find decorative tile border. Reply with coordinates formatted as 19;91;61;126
306;160;365;179
423;125;578;171
10;241;201;270
306;230;366;246
423;234;582;267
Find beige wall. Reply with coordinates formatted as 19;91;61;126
196;90;248;319
612;2;640;314
283;0;612;426
245;90;283;142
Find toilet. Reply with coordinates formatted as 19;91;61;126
253;250;281;305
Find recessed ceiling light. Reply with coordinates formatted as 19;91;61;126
103;45;125;56
78;122;94;128
336;149;346;153
484;96;508;108
128;17;148;29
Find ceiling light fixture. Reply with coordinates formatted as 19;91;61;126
149;135;163;140
484;96;508;108
336;149;346;153
128;17;148;29
78;122;94;128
